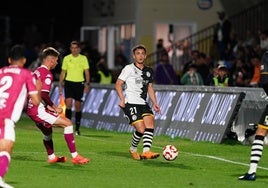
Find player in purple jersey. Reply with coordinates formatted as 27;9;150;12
0;45;41;188
115;44;161;160
26;47;90;165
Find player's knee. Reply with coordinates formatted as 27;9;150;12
64;125;73;134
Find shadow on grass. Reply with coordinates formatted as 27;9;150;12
13;155;43;162
100;150;130;159
141;159;193;169
100;150;193;169
43;163;90;171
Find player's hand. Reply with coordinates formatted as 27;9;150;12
56;107;63;114
84;85;90;93
119;100;125;108
153;104;161;114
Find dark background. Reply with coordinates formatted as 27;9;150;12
0;1;83;46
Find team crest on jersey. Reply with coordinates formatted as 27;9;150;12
45;78;51;85
264;116;268;125
146;71;151;77
132;115;137;121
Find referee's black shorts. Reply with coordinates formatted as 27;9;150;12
64;80;84;101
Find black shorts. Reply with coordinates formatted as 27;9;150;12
121;103;154;125
258;104;268;129
64;81;84;101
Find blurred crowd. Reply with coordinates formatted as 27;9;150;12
154;28;268;88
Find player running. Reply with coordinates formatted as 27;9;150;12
26;47;90;165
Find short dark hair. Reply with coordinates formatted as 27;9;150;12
132;44;146;54
70;40;81;47
41;47;60;60
8;44;25;61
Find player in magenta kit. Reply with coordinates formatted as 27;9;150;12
0;45;41;188
26;47;90;165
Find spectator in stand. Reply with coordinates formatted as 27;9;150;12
96;58;113;84
233;58;252;87
180;63;204;85
259;30;268;51
196;52;210;85
242;30;258;48
249;54;261;87
156;38;168;63
154;52;179;85
182;50;199;74
213;11;232;60
211;65;232;86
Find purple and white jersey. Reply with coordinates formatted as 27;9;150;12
34;65;53;93
27;65;53;116
0;65;38;123
118;63;153;104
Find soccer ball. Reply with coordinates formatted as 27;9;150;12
162;145;178;161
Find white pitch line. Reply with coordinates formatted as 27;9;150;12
151;144;268;171
181;151;268;171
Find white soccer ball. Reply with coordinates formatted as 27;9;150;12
163;145;178;161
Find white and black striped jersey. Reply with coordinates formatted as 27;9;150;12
118;63;153;105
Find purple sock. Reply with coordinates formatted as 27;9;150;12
43;139;54;155
64;133;77;153
0;152;10;177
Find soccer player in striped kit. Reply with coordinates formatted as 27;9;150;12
239;51;268;181
115;44;161;160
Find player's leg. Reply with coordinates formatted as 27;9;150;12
0;119;15;188
140;115;160;159
65;98;73;120
123;103;143;160
239;127;267;180
73;82;84;136
239;105;268;180
54;116;90;164
36;122;66;163
74;100;82;136
64;81;74;127
130;123;145;160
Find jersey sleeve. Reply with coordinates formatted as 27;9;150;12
118;65;130;82
61;56;68;70
83;55;90;69
26;70;38;95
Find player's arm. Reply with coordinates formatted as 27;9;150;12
41;91;62;114
115;79;125;108
84;68;90;93
59;69;66;94
29;93;41;106
148;83;161;114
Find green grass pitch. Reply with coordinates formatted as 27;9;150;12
4;115;268;188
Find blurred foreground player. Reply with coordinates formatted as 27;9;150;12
27;47;89;165
0;45;41;188
239;51;268;181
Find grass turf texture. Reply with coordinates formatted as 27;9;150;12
4;115;268;188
